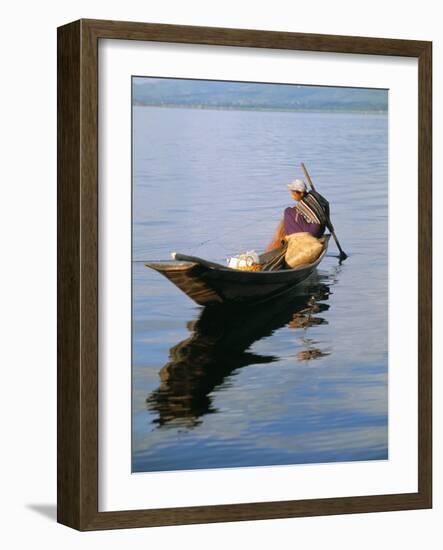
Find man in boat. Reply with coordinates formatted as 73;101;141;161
284;179;327;238
266;178;328;251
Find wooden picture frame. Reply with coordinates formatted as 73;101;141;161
57;18;432;530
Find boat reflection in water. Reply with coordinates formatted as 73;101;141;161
147;271;334;429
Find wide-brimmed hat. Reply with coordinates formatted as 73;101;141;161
287;179;306;192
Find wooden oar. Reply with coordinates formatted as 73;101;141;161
300;163;348;261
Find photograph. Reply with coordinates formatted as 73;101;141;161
131;76;389;473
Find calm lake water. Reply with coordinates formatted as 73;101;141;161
132;105;388;472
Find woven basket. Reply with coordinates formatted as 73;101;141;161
235;264;262;272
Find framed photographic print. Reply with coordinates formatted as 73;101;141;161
57;19;432;530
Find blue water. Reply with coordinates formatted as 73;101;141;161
132;105;388;472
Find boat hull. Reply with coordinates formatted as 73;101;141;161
146;235;330;306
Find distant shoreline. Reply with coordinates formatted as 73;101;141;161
132;102;388;115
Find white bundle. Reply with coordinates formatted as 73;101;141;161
227;250;260;269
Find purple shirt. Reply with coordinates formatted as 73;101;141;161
283;207;325;238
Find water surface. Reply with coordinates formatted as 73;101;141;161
132;106;388;472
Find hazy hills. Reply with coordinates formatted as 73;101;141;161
133;77;388;113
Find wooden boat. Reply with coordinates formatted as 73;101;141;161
145;234;331;306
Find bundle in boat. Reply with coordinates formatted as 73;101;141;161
284;232;323;268
227;250;262;271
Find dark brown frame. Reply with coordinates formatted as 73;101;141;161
57;18;432;531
